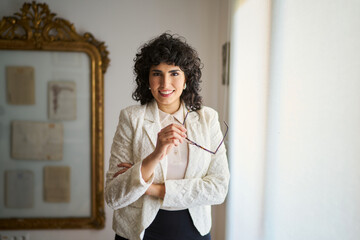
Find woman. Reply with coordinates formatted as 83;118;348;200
105;33;230;240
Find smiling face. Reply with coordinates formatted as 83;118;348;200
149;62;186;114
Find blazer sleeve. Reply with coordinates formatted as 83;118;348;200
105;108;154;210
162;110;230;209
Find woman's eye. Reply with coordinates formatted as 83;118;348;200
152;72;160;76
171;72;179;76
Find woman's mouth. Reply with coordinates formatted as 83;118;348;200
159;90;175;97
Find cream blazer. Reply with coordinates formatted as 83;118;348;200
105;101;230;240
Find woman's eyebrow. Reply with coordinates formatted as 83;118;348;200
151;69;181;73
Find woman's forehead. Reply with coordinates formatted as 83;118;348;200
150;63;182;70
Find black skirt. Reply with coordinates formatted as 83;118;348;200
115;209;211;240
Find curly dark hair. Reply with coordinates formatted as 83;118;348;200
132;33;203;110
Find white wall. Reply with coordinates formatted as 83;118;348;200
212;0;231;239
227;0;360;240
226;0;271;239
0;0;227;239
265;0;360;239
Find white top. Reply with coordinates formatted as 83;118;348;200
158;104;189;180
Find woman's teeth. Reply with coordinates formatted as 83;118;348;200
160;90;173;94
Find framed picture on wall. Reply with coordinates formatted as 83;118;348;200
222;42;230;86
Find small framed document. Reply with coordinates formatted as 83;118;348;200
6;66;35;105
5;170;34;208
44;166;70;203
48;81;76;120
11;121;63;160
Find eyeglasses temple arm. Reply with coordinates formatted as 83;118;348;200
212;121;229;154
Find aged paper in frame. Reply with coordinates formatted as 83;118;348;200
6;66;35;105
48;81;76;120
5;170;34;208
11;121;63;160
43;166;70;203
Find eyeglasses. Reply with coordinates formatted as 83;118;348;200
182;110;229;155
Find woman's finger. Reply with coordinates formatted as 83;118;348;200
154;124;187;156
113;168;129;178
158;130;185;143
159;124;187;140
160;123;187;135
117;163;133;168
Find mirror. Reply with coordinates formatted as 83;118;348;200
0;1;109;229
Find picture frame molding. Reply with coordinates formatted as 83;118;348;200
0;1;109;229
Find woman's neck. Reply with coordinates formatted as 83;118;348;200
157;101;181;114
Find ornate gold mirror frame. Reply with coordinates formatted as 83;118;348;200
0;1;109;229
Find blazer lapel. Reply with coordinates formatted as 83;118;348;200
184;111;205;178
143;101;161;148
142;101;167;181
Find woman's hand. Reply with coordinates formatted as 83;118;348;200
112;163;165;199
153;123;187;159
141;123;187;182
113;163;133;178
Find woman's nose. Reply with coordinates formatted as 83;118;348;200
160;75;170;88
